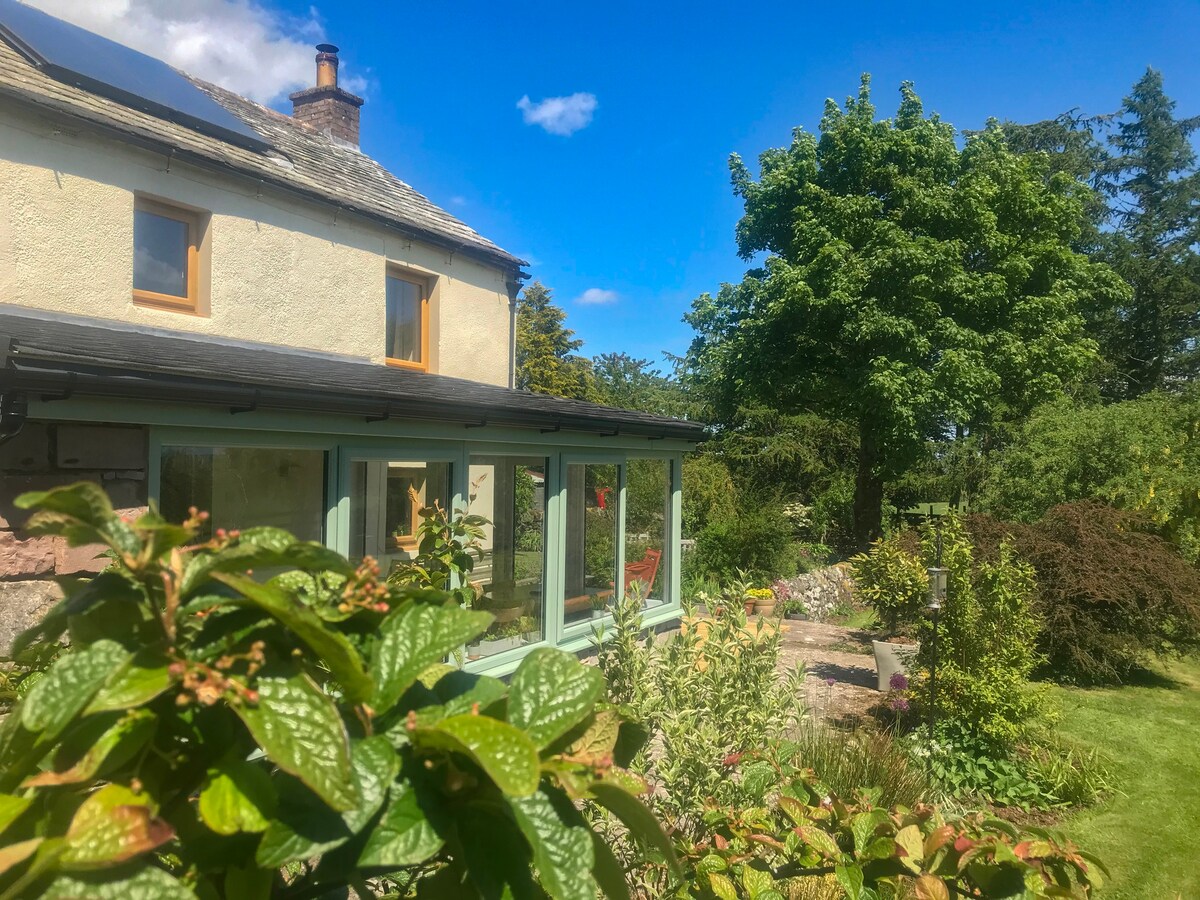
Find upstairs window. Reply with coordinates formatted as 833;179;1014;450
133;197;200;312
386;271;428;370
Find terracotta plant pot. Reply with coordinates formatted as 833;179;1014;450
743;598;755;615
490;605;523;624
753;599;777;617
872;640;920;692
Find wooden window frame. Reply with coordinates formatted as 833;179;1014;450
132;197;201;313
385;269;430;372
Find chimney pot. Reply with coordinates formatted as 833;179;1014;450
315;43;339;88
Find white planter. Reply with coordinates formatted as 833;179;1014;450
872;640;919;692
590;609;608;620
469;635;523;658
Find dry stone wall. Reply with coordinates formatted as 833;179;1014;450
780;563;855;622
0;421;148;654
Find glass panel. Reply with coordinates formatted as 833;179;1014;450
134;208;189;298
386;276;423;363
465;456;548;657
159;446;326;541
348;459;450;572
626;459;670;609
563;463;618;627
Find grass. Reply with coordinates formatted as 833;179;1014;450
1052;656;1200;899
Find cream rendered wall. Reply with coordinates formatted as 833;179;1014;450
0;102;514;387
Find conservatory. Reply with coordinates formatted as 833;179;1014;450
0;306;703;674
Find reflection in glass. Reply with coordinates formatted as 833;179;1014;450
386;276;423;362
159;446;326;541
134;208;189;298
564;463;618;627
625;459;670;608
349;460;450;568
466;456;548;657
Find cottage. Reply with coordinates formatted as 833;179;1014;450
0;1;701;672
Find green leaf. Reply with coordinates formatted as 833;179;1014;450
413;714;540;797
21;640;130;742
85;648;173;714
198;759;276;835
42;865;198;899
358;779;446;868
508;648;604;750
211;573;372;704
914;874;950;900
371;602;492;714
16;482;139;557
796;825;843;861
0;794;32;836
589;780;682;878
508;789;595;900
61;784;174;870
895;823;924;873
235;666;358;812
589;830;631;900
254;735;396;867
851;809;889;857
24;710;155;787
708;872;738;900
835;864;864;900
454;804;539;899
564;706;621;764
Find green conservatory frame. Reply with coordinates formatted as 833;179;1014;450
30;396;689;676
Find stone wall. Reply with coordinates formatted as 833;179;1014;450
780;563;856;622
0;421;149;654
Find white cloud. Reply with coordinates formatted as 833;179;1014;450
449;195;467;207
517;92;597;136
25;0;366;105
576;288;618;306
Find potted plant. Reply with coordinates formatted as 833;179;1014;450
783;598;809;621
748;587;777;617
589;593;609;620
468;621;524;658
517;615;540;644
851;539;928;690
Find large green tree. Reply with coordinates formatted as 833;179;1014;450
592;352;689;416
515;281;601;401
1102;68;1200;396
683;76;1126;548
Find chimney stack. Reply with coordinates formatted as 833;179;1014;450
289;43;364;147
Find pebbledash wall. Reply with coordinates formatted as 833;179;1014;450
0;102;514;386
0;422;149;654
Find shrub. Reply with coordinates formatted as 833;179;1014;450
0;482;675;898
685;501;801;584
596;591;804;832
913;516;1050;748
981;390;1200;562
850;536;929;634
967;503;1200;683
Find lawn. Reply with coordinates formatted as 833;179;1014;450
1052;656;1200;899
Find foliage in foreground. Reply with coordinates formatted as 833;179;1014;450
677;772;1103;900
0;482;676;899
968;503;1200;684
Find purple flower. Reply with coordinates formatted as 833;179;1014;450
889;697;910;713
889;672;909;691
824;677;836;687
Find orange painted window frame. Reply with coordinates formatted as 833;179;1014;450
131;197;201;313
385;269;430;372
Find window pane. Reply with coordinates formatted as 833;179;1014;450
564;463;618;627
468;456;547;656
159;446;326;541
626;459;670;609
348;459;450;569
134;208;189;298
386;277;423;362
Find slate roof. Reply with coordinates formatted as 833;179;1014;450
0;306;707;442
0;34;525;272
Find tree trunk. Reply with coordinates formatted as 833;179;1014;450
853;425;885;551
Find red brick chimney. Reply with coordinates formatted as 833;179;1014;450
289;44;364;147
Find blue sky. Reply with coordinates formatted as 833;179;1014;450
34;0;1200;365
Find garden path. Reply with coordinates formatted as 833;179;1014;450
772;619;882;723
